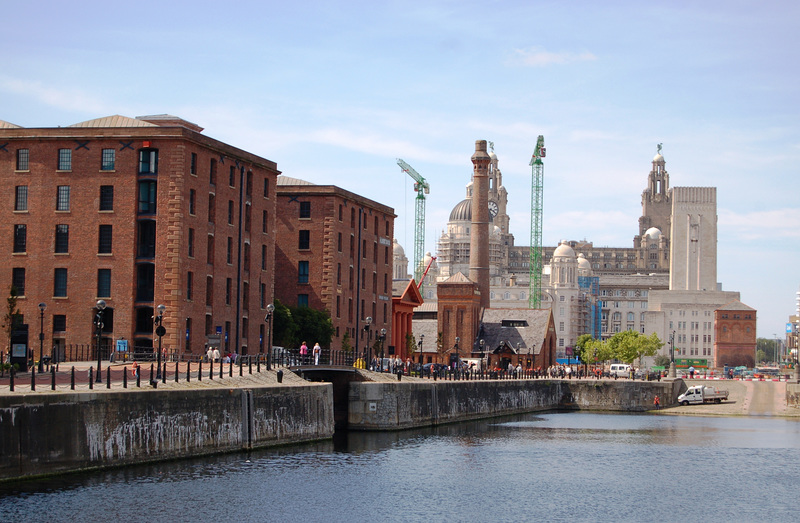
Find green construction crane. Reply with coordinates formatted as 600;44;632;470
528;135;545;308
396;159;429;287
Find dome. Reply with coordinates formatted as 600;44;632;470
644;227;662;240
392;238;405;257
489;150;497;159
553;241;576;259
577;253;591;270
653;153;664;162
449;199;472;221
491;225;502;237
423;251;437;268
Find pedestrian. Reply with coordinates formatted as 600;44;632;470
212;347;220;363
300;341;308;364
206;345;213;363
313;343;321;365
131;361;140;379
654;395;660;410
689;365;695;379
728;368;733;380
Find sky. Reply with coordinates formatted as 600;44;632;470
2;0;798;338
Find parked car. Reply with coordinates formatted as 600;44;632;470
609;364;631;378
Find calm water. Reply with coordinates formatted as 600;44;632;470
2;412;799;522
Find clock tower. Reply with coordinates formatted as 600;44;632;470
487;142;513;277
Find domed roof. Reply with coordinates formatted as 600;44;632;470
423;251;437;268
449;199;471;221
653;153;664;162
577;253;591;270
392;238;405;257
644;227;662;240
553;241;576;258
489;150;497;159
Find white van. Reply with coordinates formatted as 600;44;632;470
609;364;631;377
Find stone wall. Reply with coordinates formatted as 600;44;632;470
787;383;800;407
0;384;333;481
348;379;681;430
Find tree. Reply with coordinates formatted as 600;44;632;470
756;349;767;365
607;330;662;365
271;300;298;348
654;354;671;368
2;285;21;351
290;305;334;349
574;334;594;365
435;332;446;360
756;338;781;363
341;331;353;353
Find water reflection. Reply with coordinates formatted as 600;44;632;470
2;412;799;522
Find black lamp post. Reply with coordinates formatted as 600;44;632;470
380;328;387;369
364;316;372;368
265;303;274;371
480;338;486;372
37;302;46;373
418;334;424;365
95;300;106;382
454;336;460;374
154;304;166;380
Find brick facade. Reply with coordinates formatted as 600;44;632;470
275;180;395;352
0;115;278;360
714;300;757;368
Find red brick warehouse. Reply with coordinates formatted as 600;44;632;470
275;177;395;353
0;115;279;360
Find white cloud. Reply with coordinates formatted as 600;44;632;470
719;208;800;241
0;77;110;115
506;47;597;67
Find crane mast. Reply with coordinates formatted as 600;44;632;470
528;135;545;308
396;159;429;288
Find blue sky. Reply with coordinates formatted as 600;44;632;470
2;0;798;338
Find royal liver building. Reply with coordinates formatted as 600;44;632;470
396;145;715;358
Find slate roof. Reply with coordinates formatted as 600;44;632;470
718;299;756;312
475;308;552;356
68;115;158;128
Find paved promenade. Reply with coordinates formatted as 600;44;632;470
2;363;799;419
659;378;800;417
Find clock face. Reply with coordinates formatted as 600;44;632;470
488;200;499;218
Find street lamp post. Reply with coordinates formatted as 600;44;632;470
480;339;486;372
154;304;166;381
265;303;274;371
380;328;387;369
37;302;46;373
454;337;460;377
363;316;372;368
418;334;424;365
95;300;106;383
669;330;676;378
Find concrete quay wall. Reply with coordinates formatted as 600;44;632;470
348;379;681;430
0;384;334;481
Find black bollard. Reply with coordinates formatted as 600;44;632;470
89;367;94;389
9;368;14;392
397;370;402;381
249;357;253;374
162;361;167;384
31;366;35;391
198;360;202;381
71;366;75;390
51;366;56;390
136;367;141;388
209;359;214;380
220;360;224;379
149;364;154;383
175;361;179;383
277;369;283;383
230;360;233;377
187;361;191;382
257;356;260;373
123;368;127;389
107;367;111;389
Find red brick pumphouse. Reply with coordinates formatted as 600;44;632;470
0;115;279;361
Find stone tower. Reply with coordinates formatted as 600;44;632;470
669;186;717;291
469;140;491;310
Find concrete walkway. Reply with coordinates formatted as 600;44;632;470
658;379;800;418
